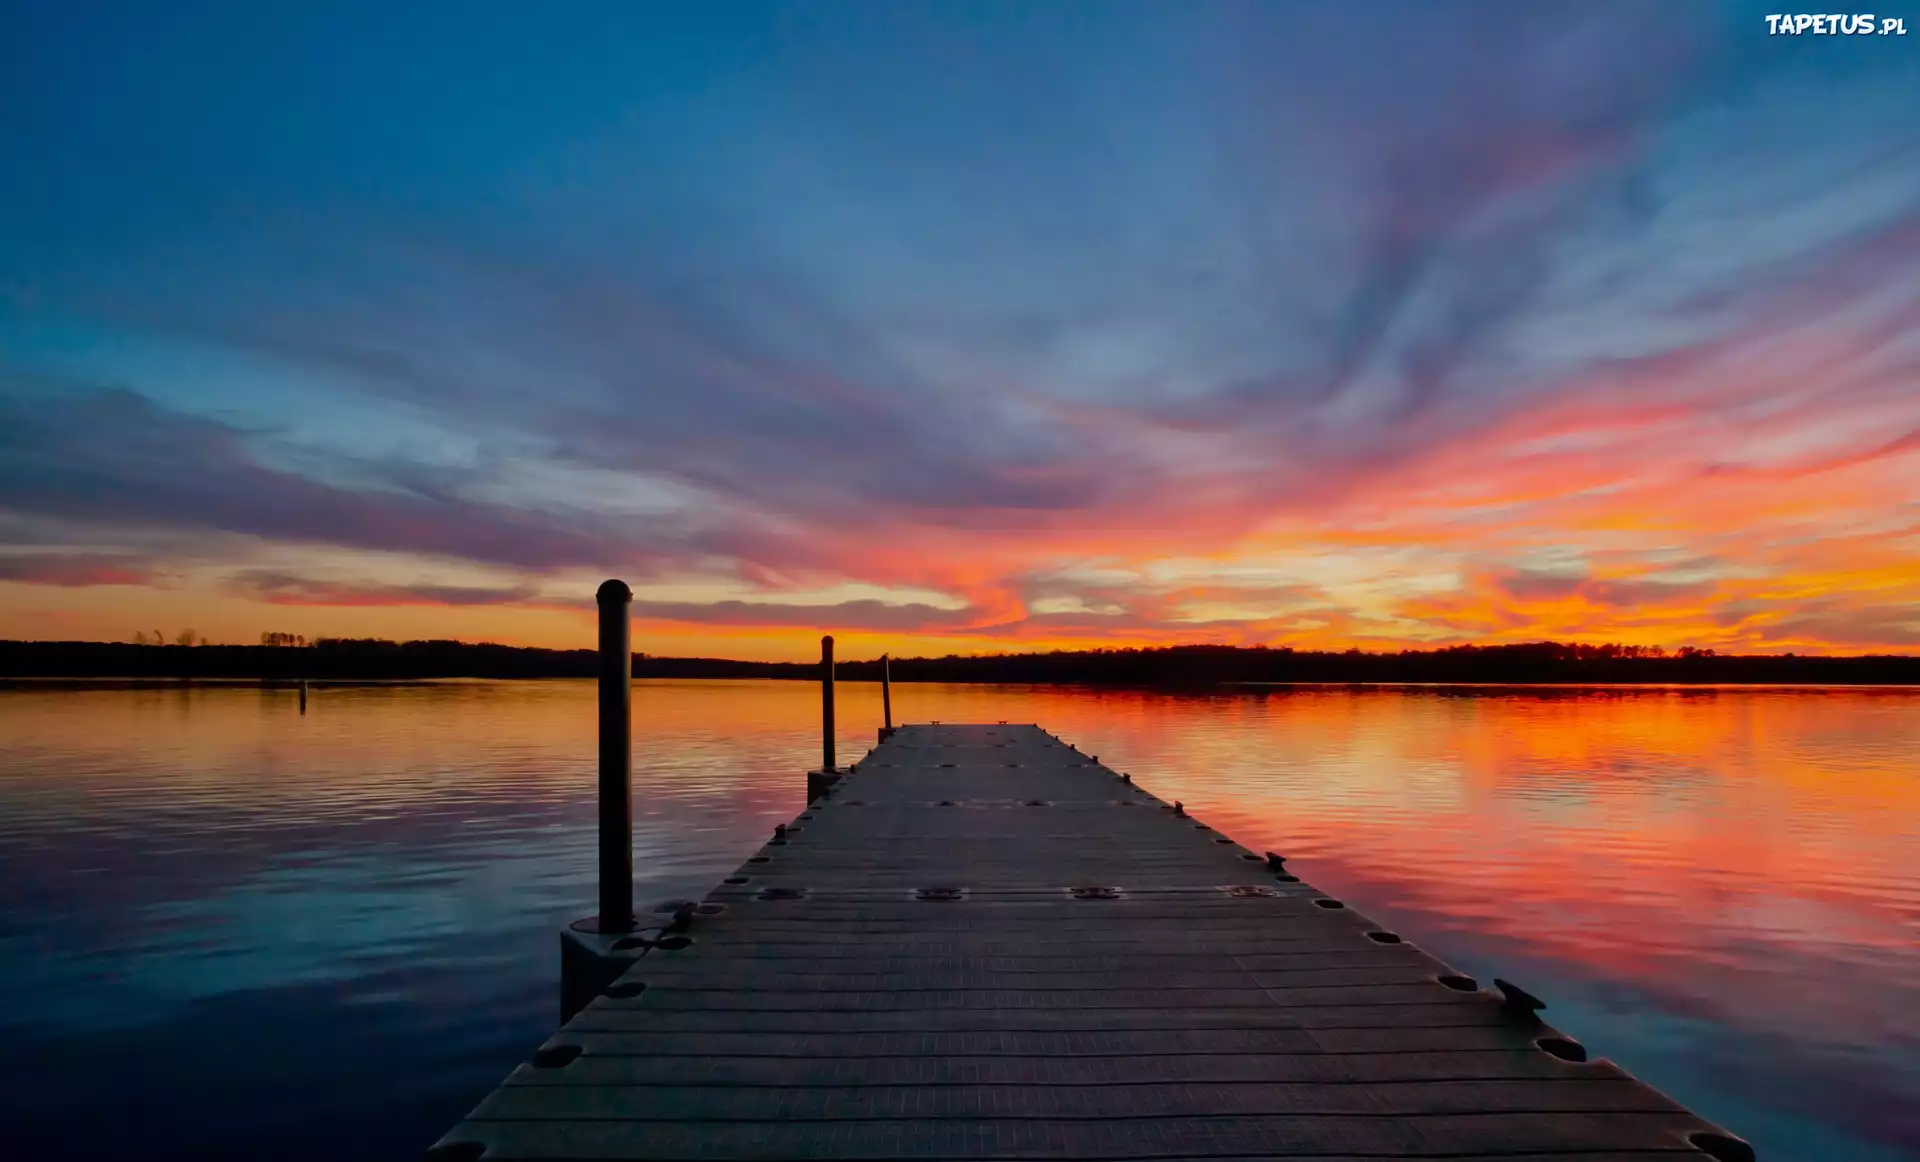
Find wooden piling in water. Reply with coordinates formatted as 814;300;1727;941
556;580;643;1022
807;636;842;802
438;721;1755;1162
594;580;634;934
879;652;893;741
820;635;835;773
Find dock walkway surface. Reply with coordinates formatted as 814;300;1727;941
431;723;1751;1161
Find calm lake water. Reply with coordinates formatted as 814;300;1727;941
1;679;1915;1160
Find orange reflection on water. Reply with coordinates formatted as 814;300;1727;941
945;683;1920;959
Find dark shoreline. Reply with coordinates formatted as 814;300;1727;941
4;639;1916;685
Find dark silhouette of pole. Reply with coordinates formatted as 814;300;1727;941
821;635;836;772
597;579;634;932
881;653;893;731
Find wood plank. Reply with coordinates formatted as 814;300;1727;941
504;1051;1625;1088
439;1112;1716;1158
469;1079;1682;1120
563;1007;1513;1034
618;968;1446;990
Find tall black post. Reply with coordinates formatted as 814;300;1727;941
821;634;836;773
596;579;634;933
881;653;893;740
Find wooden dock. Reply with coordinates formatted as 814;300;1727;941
430;722;1753;1161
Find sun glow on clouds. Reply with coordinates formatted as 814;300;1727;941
2;3;1917;659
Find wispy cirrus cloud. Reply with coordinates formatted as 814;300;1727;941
0;385;710;577
0;552;166;588
224;571;544;609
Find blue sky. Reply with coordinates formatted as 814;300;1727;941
2;1;1917;657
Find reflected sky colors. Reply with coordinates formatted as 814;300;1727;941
4;1;1919;658
1;680;1914;1160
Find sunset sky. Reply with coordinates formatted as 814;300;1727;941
3;1;1917;661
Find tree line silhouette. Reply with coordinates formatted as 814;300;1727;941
2;638;1915;684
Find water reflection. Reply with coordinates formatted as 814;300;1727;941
1;680;1915;1160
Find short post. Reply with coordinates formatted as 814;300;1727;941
808;635;842;801
596;579;634;933
879;653;894;741
298;678;308;714
821;634;836;771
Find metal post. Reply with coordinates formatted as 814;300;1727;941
597;579;634;933
882;653;893;730
821;635;836;773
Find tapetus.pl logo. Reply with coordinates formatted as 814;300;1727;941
1766;13;1908;34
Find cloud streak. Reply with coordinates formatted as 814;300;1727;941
0;552;165;588
224;571;543;608
0;386;708;576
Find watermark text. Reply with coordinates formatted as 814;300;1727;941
1766;13;1908;34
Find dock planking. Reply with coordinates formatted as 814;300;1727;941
430;723;1752;1161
